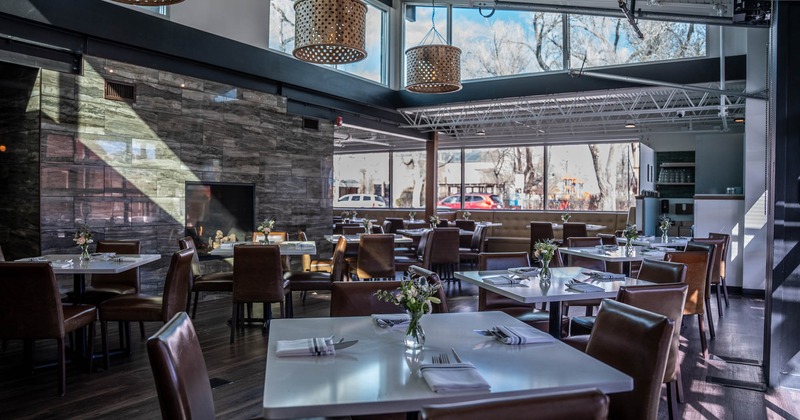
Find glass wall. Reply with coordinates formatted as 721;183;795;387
333;142;637;211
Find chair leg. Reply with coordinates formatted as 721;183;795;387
101;321;110;371
705;299;716;339
230;303;238;344
57;337;66;396
697;314;708;359
584;306;593;317
716;284;723;317
139;321;146;339
85;322;96;373
118;321;125;349
124;322;132;356
676;370;685;404
721;277;730;307
666;380;679;420
301;290;307;304
192;291;200;319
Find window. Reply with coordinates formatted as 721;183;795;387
339;196;350;202
363;196;372;201
438;149;461;205
269;0;387;84
393;151;427;208
463;146;545;210
352;196;362;201
333;152;390;205
452;8;564;80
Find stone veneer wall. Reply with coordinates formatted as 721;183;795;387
0;63;41;261
30;56;332;293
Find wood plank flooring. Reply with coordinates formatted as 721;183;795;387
1;282;798;419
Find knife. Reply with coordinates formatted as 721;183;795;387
333;340;358;350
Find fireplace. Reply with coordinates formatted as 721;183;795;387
185;182;255;250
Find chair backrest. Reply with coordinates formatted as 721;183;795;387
426;228;460;265
162;248;195;322
563;222;588;242
0;262;66;339
416;229;433;262
333;223;360;234
616;284;688;384
330;281;405;317
708;232;730;280
684;241;716;296
385;218;405;233
342;225;363;235
586;299;674;420
356;234;396;279
636;259;687;284
436;219;450;228
567;237;605;271
330;236;348;282
382;220;393;235
469;225;488;252
664;251;709;316
91;240;141;291
233;245;285;304
177;236;202;279
408;265;449;313
478;252;530;271
407;221;429;230
530;222;555;256
420;388;609;420
454;219;476;231
690;237;725;285
147;312;215;420
596;234;618;246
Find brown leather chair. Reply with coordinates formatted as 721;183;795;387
351;234;396;280
459;224;488;268
584;299;674;420
82;240;142;304
407;265;449;314
284;236;347;313
708;232;731;309
384;218;405;234
0;262;99;396
665;250;712;358
693;236;728;317
530;222;556;256
231;245;290;343
330;281;405;317
100;248;194;370
424;228;460;288
147;312;215;420
178;237;233;319
395;229;431;273
567;282;688;420
684;240;719;340
454;219;476;232
562;222;588;243
342;225;364;235
420;388;609;420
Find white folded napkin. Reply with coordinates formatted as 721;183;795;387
590;272;625;280
276;337;335;357
50;259;74;268
491;325;556;345
482;275;521;285
567;282;606;293
116;257;139;262
371;313;410;328
507;267;539;276
419;362;491;393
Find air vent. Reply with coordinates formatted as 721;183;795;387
302;118;319;131
104;80;136;102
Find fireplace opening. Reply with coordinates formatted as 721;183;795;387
185;182;255;253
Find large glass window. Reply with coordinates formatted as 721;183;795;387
437;150;462;208
569;15;706;67
333;153;389;208
393;151;427;208
463;146;545;210
452;9;564;80
269;0;387;83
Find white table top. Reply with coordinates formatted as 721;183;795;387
324;234;413;244
396;228;472;237
17;254;161;274
208;241;317;257
262;311;632;419
617;236;688;248
454;267;653;304
558;246;666;262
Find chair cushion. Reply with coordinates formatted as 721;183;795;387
310;258;333;272
62;304;97;334
284;271;332;291
100;294;163;322
192;277;233;292
562;334;590;352
84;284;138;296
570;316;596;336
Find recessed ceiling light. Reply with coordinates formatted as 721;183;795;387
624;121;636;129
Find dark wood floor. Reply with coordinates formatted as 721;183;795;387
1;280;799;419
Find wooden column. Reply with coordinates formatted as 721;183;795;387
424;131;438;221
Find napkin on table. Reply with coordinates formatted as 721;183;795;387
276;337;335;357
482;275;520;285
419;362;491;393
586;271;625;280
371;313;410;328
491;325;556;345
567;282;606;293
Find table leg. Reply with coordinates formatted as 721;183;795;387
72;274;87;357
623;261;632;277
548;301;563;339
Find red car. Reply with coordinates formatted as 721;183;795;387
437;193;503;209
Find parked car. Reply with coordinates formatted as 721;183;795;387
437;193;503;210
335;193;387;208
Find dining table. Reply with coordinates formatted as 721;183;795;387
324;234;413;245
262;311;633;419
558;246;667;276
617;236;688;248
454;267;655;339
207;240;318;257
526;223;607;231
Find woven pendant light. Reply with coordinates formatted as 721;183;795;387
293;0;368;65
404;4;461;94
110;0;185;4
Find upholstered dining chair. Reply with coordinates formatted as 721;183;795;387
708;232;731;309
395;229;431;273
351;234;396;280
147;312;215;420
684;240;719;340
284;236;347;314
330;281;405;317
0;262;99;396
530;222;556;255
459;224;488;268
453;219;476;232
691;237;728;318
100;248;193;370
562;222;588;243
664;250;712;358
384;218;405;234
342;225;364;235
178;237;233;319
231;245;290;343
423;228;460;288
407;265;449;314
582;299;674;420
420;388;609;420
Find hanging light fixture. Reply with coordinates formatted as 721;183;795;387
404;1;462;94
293;0;368;65
110;0;185;4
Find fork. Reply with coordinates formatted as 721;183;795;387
432;353;451;364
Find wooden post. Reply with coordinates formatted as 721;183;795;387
424;131;438;222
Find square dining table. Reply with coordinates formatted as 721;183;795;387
454;267;655;339
262;311;632;419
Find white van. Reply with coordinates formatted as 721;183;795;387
335;194;387;208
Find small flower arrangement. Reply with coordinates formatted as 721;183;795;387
74;224;93;247
429;215;441;227
408;211;417;220
624;223;639;240
351;210;358;219
463;211;471;220
561;213;571;223
362;216;373;233
659;215;672;231
340;210;351;219
375;275;442;348
533;238;557;263
257;218;275;235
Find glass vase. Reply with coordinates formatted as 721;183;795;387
79;244;90;261
404;311;426;350
661;227;669;242
539;258;551;283
625;242;633;256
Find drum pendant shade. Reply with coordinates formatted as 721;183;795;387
405;44;462;94
293;0;368;65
